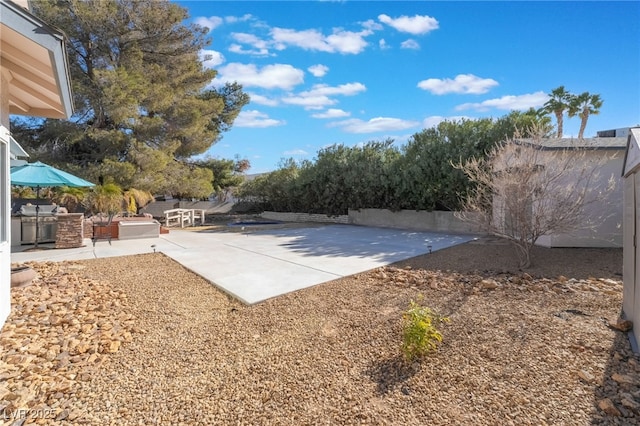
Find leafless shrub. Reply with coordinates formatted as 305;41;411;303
454;125;617;268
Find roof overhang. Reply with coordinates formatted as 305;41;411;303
0;0;74;119
515;137;627;151
622;128;640;178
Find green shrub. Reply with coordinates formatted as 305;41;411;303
401;299;449;361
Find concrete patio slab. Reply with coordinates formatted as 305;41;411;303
12;224;476;304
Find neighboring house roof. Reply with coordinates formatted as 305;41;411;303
0;0;73;118
515;137;627;151
622;128;640;178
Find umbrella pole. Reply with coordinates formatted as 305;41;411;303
34;186;40;248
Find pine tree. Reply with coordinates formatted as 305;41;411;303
18;0;248;198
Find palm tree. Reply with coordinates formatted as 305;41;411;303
542;86;572;138
52;186;87;213
569;92;604;139
82;183;123;218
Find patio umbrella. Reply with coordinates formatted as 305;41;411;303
10;161;94;248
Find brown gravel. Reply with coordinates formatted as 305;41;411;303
1;238;637;425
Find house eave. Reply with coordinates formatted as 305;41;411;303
0;0;74;119
622;128;640;178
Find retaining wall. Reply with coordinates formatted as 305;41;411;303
261;211;349;224
141;200;234;218
348;209;485;234
261;209;484;234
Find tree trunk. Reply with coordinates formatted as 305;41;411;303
555;111;563;138
513;241;532;269
578;110;589;139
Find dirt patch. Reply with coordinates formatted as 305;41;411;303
396;236;623;280
1;239;635;425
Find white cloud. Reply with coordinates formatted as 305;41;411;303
329;117;420;134
271;27;371;54
282;94;336;110
308;64;329;77
283;149;309;156
325;30;371;54
455;91;549;112
418;74;499;95
247;92;278;107
194;16;223;31
302;82;366;97
379;39;389;50
229;33;271;56
361;19;384;32
200;49;225;68
283;83;366;110
224;19;377;57
235;110;285;128
312;109;351;119
194;15;256;31
378;14;439;35
216;63;304;90
271;28;326;51
225;14;253;24
422;115;472;129
401;39;420;50
228;44;270;56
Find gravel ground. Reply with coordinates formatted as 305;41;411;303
1;237;637;425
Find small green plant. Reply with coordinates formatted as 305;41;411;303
401;298;449;361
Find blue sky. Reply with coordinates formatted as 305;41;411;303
178;1;640;173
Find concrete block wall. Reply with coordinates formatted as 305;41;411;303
141;200;234;218
261;209;485;233
261;211;350;224
348;209;485;234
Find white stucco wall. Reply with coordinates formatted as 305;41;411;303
622;128;640;350
535;151;623;248
493;144;624;248
622;173;639;346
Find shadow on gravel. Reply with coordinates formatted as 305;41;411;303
365;355;421;396
590;331;640;425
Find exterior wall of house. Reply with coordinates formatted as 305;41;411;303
0;70;11;326
622;173;639;347
493;145;624;248
1;0;74;331
535;151;623;248
622;128;640;351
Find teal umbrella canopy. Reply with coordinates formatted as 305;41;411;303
10;161;95;248
10;161;94;188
